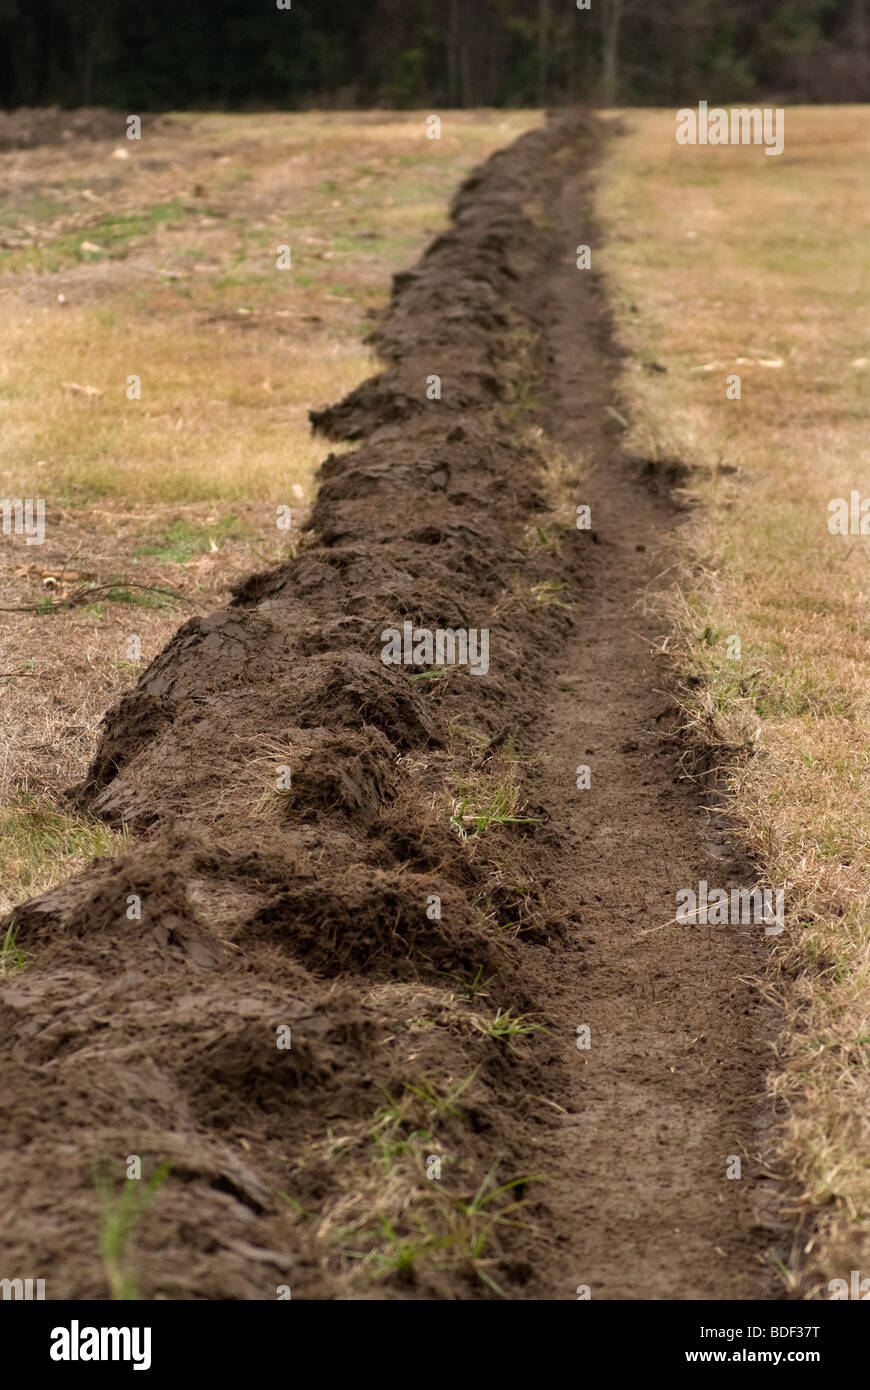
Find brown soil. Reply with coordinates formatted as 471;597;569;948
0;112;786;1300
517;147;785;1299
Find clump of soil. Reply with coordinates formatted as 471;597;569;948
0;115;599;1298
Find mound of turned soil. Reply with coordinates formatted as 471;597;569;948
0;114;596;1300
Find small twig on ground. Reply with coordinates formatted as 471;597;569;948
0;580;182;613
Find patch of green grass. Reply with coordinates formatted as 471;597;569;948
754;671;855;720
481;1007;545;1043
134;515;249;564
34;583;178;619
85;201;190;250
367;1215;443;1277
408;667;447;681
450;781;541;838
402;1072;479;1119
333;1079;541;1295
504;378;543;422
686;646;855;722
530;579;570;608
0;792;121;905
212;273;256;289
346;1163;542;1296
107;583;178;609
0;192;70;228
438;965;494;1000
0;923;26;976
447;721;492;748
83;585;177;615
0;200;193;274
95;1159;173;1300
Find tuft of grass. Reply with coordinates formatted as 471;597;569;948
0;923;26;976
408;667;448;681
352;1166;540;1296
0;792;122;912
95;1159;173;1301
277;1060;549;1296
438;965;494;1000
504;377;543;422
402;1071;479;1119
308;1076;542;1296
450;779;541;838
529;578;570;608
477;1007;546;1043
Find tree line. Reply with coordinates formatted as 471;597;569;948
0;0;867;110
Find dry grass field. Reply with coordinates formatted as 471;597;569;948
0;109;541;911
596;105;870;1295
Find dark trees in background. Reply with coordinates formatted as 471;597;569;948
0;0;867;110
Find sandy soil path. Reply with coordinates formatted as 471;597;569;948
521;146;784;1298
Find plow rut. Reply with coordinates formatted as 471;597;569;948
1;114;784;1300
